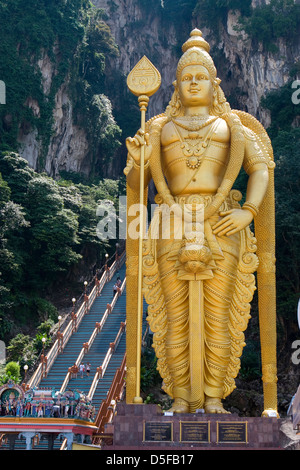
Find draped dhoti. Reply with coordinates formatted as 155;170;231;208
143;192;258;413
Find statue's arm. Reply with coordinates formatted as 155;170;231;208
212;127;269;237
125;129;152;192
242;127;269;215
125;116;169;196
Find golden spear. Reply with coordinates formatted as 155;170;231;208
127;56;161;403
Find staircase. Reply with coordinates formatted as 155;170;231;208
0;253;150;450
39;263;126;397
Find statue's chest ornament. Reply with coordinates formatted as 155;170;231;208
171;116;219;170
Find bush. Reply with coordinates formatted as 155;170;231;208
7;334;31;362
5;361;20;382
33;333;51;355
37;319;55;337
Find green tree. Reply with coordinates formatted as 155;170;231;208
25;176;81;285
5;362;21;382
7;334;31;362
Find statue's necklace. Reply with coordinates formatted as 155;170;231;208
172;115;218;132
172;116;218;170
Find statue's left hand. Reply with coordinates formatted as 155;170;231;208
212;209;253;237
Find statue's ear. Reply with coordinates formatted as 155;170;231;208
173;80;177;89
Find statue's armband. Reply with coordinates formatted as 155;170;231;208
242;127;269;174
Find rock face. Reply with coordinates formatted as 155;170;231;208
16;48;91;178
95;0;300;129
16;1;300;176
94;0;183;119
18;80;90;177
43;82;90;177
216;9;299;126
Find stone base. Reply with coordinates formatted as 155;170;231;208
103;404;283;450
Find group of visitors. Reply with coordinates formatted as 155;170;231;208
0;391;95;421
113;276;122;296
70;362;91;379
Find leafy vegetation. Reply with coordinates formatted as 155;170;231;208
194;0;251;31
0;362;21;385
193;0;300;52
238;0;300;52
0;152;122;341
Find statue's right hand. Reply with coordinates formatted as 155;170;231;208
126;129;152;165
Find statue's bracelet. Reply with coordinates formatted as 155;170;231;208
133;159;150;170
242;202;259;217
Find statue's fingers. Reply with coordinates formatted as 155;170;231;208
213;216;231;230
213;221;234;236
225;227;239;237
132;136;142;147
135;134;145;146
217;227;234;237
219;210;233;217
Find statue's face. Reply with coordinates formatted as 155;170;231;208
178;64;213;109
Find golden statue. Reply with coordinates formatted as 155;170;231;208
124;29;277;415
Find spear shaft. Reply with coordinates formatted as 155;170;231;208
127;57;161;404
134;95;148;404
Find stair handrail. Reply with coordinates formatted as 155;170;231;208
87;320;126;401
92;353;127;441
27;252;125;390
88;277;126;350
59;278;126;394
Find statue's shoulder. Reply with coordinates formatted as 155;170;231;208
146;113;168;132
232;109;273;159
213;117;230;143
160;119;178;146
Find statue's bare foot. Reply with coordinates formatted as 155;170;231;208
204;398;230;414
168;398;189;414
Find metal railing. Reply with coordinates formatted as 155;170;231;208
59;276;126;394
92;353;127;443
87;320;126;401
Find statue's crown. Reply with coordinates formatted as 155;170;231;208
182;29;210;53
176;29;215;81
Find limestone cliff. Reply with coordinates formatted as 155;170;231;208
12;0;300;177
18;56;90;177
95;0;300;130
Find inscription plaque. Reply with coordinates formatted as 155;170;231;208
217;421;248;444
180;421;210;443
143;421;173;442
